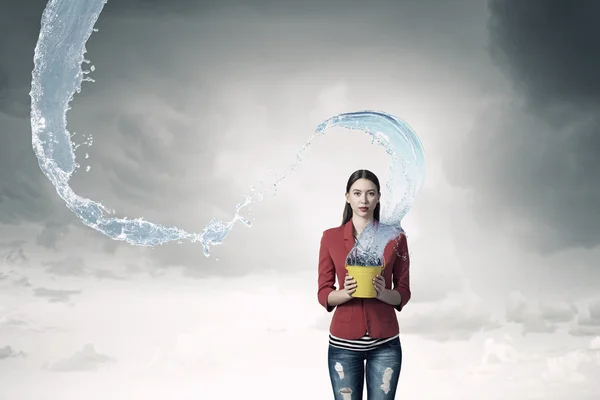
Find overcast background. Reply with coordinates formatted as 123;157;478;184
1;0;600;399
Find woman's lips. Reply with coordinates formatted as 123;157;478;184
358;207;369;212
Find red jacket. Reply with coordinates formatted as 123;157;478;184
317;220;411;339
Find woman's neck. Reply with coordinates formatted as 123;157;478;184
352;215;374;236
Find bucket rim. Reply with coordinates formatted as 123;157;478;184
345;259;386;271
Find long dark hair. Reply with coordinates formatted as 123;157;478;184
341;169;381;225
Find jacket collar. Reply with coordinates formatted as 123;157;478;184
343;220;355;254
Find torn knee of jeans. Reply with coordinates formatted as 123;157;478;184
334;361;344;379
380;367;393;394
339;387;352;399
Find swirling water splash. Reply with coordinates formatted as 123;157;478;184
30;0;426;258
316;112;426;266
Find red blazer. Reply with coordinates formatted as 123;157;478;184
317;220;411;340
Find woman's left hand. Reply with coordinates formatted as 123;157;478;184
373;275;388;298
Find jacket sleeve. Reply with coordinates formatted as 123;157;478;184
317;231;336;312
392;234;411;312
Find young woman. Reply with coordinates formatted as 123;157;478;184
317;169;411;399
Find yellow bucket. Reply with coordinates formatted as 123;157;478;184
346;265;382;298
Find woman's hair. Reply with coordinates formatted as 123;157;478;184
341;169;381;225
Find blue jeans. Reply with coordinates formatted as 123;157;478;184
327;337;402;399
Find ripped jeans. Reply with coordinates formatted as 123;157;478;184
327;337;402;399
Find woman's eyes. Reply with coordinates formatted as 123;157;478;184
354;192;375;196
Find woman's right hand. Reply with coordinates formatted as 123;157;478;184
342;274;357;298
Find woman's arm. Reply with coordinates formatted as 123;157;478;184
391;234;411;311
317;232;353;311
376;234;411;311
327;289;353;307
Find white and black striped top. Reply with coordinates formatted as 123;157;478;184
329;332;399;351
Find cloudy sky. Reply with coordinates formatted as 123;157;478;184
1;0;600;398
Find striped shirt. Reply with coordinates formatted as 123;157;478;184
329;332;399;351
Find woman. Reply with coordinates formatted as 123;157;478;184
317;169;411;399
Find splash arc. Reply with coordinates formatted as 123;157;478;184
29;0;426;258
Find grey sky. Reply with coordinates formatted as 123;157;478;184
1;0;492;271
444;0;600;254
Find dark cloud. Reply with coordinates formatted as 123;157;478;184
36;222;70;250
0;240;28;265
0;345;26;360
0;313;65;334
0;264;33;288
14;276;31;287
0;0;74;227
42;255;128;280
505;291;578;335
444;0;600;254
569;300;600;337
488;0;600;108
33;287;81;303
43;257;86;277
0;316;28;331
92;269;126;280
539;302;579;324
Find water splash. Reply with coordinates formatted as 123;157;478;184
316;111;425;224
346;221;404;267
29;0;426;258
315;111;426;266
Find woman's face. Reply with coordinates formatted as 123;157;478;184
346;178;380;218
